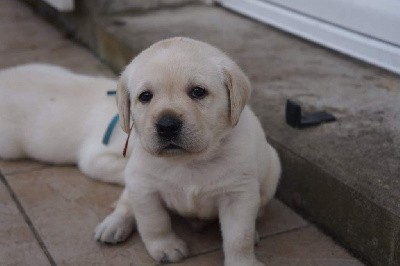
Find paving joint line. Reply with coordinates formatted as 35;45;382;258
154;246;222;265
259;223;311;241
0;172;57;266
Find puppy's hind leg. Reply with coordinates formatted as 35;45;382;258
78;142;127;185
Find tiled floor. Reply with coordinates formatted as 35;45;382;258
0;0;363;265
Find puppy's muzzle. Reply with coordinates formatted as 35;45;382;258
156;114;182;141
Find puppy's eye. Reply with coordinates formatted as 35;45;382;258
138;91;153;103
189;86;208;99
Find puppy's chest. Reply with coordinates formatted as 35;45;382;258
160;184;219;219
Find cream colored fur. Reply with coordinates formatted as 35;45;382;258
95;37;281;266
0;64;128;185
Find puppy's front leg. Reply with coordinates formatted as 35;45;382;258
132;188;188;263
95;189;136;243
219;186;265;266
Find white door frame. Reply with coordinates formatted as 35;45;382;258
218;0;400;75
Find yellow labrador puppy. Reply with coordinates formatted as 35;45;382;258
95;37;281;266
0;64;127;185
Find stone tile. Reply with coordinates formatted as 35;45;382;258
256;226;364;265
5;166;157;265
0;0;29;18
176;226;363;266
257;199;309;238
175;251;224;266
0;8;66;53
6;164;310;264
0;177;50;265
0;45;115;78
0;159;48;176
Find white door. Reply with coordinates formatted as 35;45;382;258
219;0;400;74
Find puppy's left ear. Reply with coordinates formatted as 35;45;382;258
224;65;252;127
116;75;131;134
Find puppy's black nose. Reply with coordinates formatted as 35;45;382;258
156;115;182;140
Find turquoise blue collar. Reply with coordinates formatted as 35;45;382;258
102;90;119;145
102;114;119;145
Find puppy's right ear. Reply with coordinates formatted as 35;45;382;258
116;76;131;133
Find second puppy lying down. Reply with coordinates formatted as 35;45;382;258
95;37;281;266
0;64;128;185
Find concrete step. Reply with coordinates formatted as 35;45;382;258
25;2;400;265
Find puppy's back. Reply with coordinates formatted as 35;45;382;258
0;64;115;163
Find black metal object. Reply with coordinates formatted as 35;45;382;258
286;100;336;128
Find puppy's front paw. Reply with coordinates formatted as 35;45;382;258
95;212;135;244
145;235;188;263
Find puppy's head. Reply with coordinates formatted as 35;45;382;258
117;37;251;157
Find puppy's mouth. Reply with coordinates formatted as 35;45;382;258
156;142;188;156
